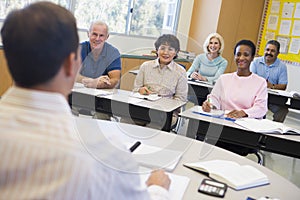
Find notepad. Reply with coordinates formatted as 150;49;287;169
130;92;162;101
234;118;300;134
183;160;269;190
126;143;182;171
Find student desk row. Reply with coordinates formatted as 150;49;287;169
188;79;300;110
69;85;186;132
76;117;300;199
180;105;300;159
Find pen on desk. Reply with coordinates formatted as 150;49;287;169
129;141;141;152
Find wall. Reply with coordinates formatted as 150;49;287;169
186;0;222;54
217;0;265;72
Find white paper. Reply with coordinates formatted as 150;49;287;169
72;87;113;96
125;142;183;171
130;92;162;101
276;36;290;54
265;31;275;41
289;38;300;54
282;2;294;18
294;3;300;18
279;20;292;35
267;15;279;30
234;118;300;134
270;1;280;14
292;20;300;36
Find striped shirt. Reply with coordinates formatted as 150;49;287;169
0;86;168;199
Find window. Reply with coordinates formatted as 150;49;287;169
0;0;180;38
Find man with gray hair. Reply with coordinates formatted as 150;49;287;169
77;20;121;89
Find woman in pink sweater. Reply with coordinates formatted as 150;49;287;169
202;40;268;119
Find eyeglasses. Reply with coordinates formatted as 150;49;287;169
158;45;176;53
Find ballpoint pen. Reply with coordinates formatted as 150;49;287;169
129;141;141;152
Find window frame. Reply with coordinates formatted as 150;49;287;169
0;0;181;39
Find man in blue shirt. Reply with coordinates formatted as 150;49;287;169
250;40;288;122
76;21;121;89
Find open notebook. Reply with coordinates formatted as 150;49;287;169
183;160;269;190
234;118;300;134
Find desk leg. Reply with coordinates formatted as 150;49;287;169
162;112;173;132
186;119;198;139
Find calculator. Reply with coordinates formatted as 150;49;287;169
198;179;227;198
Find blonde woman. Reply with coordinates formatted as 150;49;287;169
187;33;228;84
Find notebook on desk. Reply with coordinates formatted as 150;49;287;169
183;160;269;190
234;118;300;134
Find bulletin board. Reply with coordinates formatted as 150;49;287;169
257;0;300;66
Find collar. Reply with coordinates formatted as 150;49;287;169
153;58;174;70
259;56;279;67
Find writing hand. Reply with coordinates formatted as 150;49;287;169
146;169;171;190
139;86;153;95
202;100;212;112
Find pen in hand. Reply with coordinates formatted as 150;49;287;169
207;97;215;109
129;141;141;153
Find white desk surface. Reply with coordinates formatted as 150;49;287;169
72;84;186;112
102;89;186;112
75;117;300;200
180;105;300;144
187;79;214;89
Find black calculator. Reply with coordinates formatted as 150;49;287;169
198;179;227;198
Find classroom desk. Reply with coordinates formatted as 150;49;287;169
188;80;300;111
70;86;186;132
268;89;300;110
187;79;213;105
180;106;300;159
75;117;300;199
